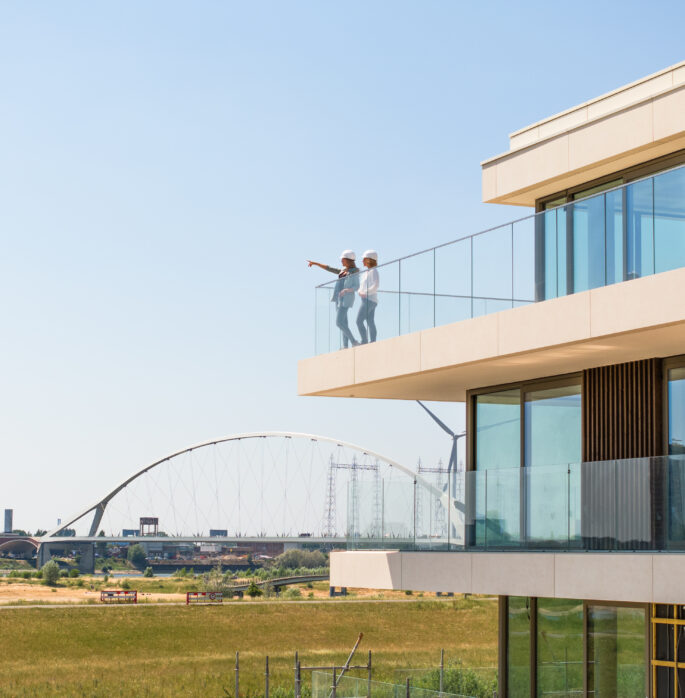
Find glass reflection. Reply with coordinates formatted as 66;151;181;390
475;390;520;546
525;384;581;544
537;598;583;696
508;597;531;696
655;167;685;274
587;605;646;698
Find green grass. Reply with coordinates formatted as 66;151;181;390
0;597;497;696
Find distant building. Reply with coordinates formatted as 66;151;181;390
3;510;12;534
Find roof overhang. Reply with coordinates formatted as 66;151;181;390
482;61;685;206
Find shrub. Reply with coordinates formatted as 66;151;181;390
283;586;302;599
21;571;32;580
41;560;60;586
143;567;154;578
69;568;79;578
120;579;131;590
33;570;42;579
415;664;497;698
246;580;262;598
273;549;327;571
103;574;109;583
59;569;68;578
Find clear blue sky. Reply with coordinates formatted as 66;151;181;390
1;1;684;531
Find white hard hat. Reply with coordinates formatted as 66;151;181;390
362;249;378;261
340;249;356;261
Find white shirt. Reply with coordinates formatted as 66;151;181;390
358;268;379;303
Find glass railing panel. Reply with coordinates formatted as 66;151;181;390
654;166;685;274
472;223;513;307
667;455;685;549
435;237;472;326
524;464;571;548
615;457;653;550
512;217;535;304
315;285;336;354
399;249;435;334
571;193;606;293
470;468;520;549
374;259;400;345
626;177;655;280
415;473;448;551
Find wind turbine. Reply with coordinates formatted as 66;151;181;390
416;400;465;500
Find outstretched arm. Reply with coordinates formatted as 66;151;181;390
307;260;341;274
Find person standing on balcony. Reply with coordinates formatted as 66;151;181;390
308;251;360;348
357;250;379;343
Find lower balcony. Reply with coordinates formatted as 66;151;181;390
347;455;685;553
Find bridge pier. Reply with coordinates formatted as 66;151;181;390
37;541;95;574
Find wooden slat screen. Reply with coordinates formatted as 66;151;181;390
582;359;664;462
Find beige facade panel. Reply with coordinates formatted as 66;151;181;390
401;552;472;593
331;550;685;604
329;550;402;590
554;554;652;603
353;332;421;386
567;102;653;172
298;266;685;402
482;66;685;206
471;553;555;598
507;61;685;153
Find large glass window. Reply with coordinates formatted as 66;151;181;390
475;390;520;546
669;367;685;456
588;605;646;697
667;368;685;547
507;597;531;696
654;167;685;274
524;383;581;545
473;381;581;548
508;598;649;696
536;598;583;696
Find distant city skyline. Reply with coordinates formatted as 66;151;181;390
1;1;684;530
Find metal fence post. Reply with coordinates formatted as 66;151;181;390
332;667;337;698
235;651;239;698
440;648;444;694
265;655;269;698
295;652;301;698
367;650;372;698
406;677;410;697
413;479;417;549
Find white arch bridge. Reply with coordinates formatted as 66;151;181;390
28;432;465;572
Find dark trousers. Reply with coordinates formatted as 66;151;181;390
336;305;358;348
356;298;377;343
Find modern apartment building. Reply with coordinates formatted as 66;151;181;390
299;61;685;697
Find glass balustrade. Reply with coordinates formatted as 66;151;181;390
315;163;685;354
346;455;685;552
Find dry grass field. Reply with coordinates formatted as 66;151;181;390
0;597;497;696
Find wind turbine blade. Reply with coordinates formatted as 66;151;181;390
416;400;455;438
